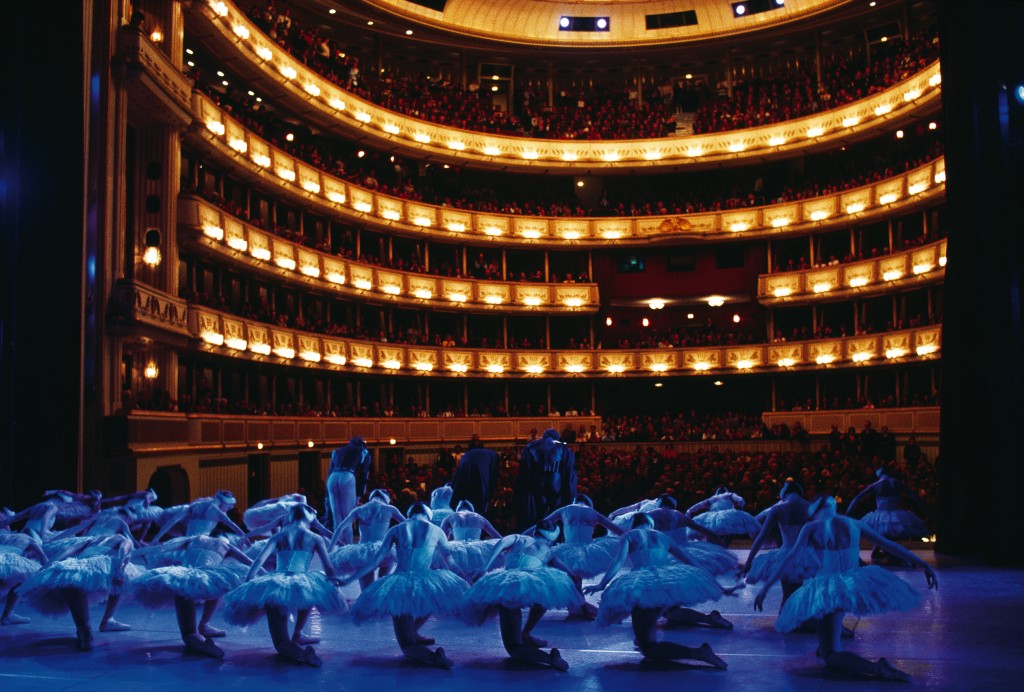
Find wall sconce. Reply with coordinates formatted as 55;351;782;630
143;362;159;379
142;229;161;267
150;30;163;43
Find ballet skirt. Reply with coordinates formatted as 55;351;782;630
860;497;928;540
131;535;196;567
0;546;42;589
612;500;660;531
553;535;618;579
350;546;468;623
668;536;739;576
243;499;302;533
745;523;819;584
222;549;346;626
596;545;723;627
21;543;144;616
438;527;502;579
42;535;98;559
692;498;761;537
461;552;584;625
132;540;248;608
328;520;396;573
775;548;921;632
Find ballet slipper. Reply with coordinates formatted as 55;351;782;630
1;613;30;625
302;646;323;668
549;647;569;672
877;657;911;682
77;628;94;651
99;619;131;632
199;624;226;638
707;610;733;630
184;634;225;659
431;646;454;669
697;642;728;669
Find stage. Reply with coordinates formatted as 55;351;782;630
1;550;1022;691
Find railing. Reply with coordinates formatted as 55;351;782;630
758;239;947;304
179;196;599;313
114;27;193;124
189;0;942;172
762;407;940;435
189;92;947;248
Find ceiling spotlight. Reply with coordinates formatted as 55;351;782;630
713;380;724;386
367;20;374;26
405;29;413;35
896;130;904;139
329;8;336;14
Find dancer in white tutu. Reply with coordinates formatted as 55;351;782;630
428;485;455;527
244;494;332;539
43;489;102;528
132;534;254;658
328;489;404;591
151;490;248;544
222;504;345;667
0;491;74;541
0;532;47;625
584;513;728;668
846;467;930;562
437;500;502;580
461;518;579;670
43;505;140;558
344;501;468;669
687;487;761;547
744;480;820;615
20;533;138;650
541;494;623;619
754;495;937;681
610;497;661;531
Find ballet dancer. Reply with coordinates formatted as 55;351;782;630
438;500;502;580
223;504;345;667
43;489;103;528
461;518;579;670
328;488;404;591
0;532;47;625
754;495;937;681
584;513;728;669
686;487;761;547
244;494;331;539
43;504;140;558
345;502;468;669
846;467;930;563
0;491;74;541
150;490;247;544
428;485;455;527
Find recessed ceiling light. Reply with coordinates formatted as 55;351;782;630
329;8;336;14
405;29;413;35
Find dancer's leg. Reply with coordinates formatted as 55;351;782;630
65;589;93;651
99;593;130;631
267;606;320;667
664;606;733;629
293;608;320;644
393;615;452;668
175;596;223;658
498;606;567;670
522;605;548;646
632;608;727;668
1;587;29;625
565;575;597;619
818;611;908;680
198;598;225;637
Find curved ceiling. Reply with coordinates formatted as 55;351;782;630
339;0;853;48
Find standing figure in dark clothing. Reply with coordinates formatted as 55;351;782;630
451;445;499;514
514;429;577;532
327;436;372;542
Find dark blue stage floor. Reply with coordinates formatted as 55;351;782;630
1;550;1022;691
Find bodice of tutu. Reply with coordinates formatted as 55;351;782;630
629;546;670;567
0;543;24;555
187;519;216;536
877;495;900;511
505;553;545;570
359;520;389;543
816;547;860;575
430;509;453;527
779;523;803;546
563;524;595;544
452;526;482;541
709;497;737;512
395;546;435;572
665;527;689;544
182;546;225;568
276;549;313;573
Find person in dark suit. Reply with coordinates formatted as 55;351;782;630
327;436;371;542
450;443;499;515
513;429;577;532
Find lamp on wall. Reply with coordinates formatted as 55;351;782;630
142;229;161;267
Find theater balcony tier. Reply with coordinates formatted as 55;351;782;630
114;26;193;127
186;0;941;173
761;406;940;435
111;280;942;377
189;93;947;248
758;239;947;305
179;197;599;313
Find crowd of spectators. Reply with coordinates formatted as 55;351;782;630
238;2;937;141
770;229;947;274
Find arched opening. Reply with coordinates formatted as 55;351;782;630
147;465;190;507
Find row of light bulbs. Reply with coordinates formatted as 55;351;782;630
771;255;947;298
205;0;940;166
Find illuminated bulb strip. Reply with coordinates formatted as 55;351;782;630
912;264;933;275
483;227;503;237
251;247;271;261
301;180;321;194
813;282;832;293
939;256;947;267
521;151;539;160
562;153;578;162
846;203;865;214
904;89;921;101
414;362;434;371
274;257;296;270
916;344;939;356
352;358;374;368
842;117;860;128
413;289;433;300
768;136;786;146
728;143;746;153
729;222;749;232
203;225;224;240
929;73;942;87
252;154;271;168
563;298;584;308
448;293;468;303
201;332;224;346
564;364;586;373
810;211;830;221
848;277;869;288
908;182;927;195
603;152;620;162
353;202;373;213
934;171;946;183
380;210;400;221
255;46;273;61
649;363;669;373
483;295;503;305
382;124;400;135
852;352;873;363
707;296;726;307
486;364;505;373
355;112;371;123
446;223;466;232
225;337;247;351
227;237;247;252
324;354;346;365
879;193;898;204
280;65;297;80
300;266;320;278
276;168;296;182
806;127;825;138
273;346;295;359
648;299;666;310
210;1;228;17
520;230;541;239
229;138;248;154
326;272;345;284
882;270;903;281
413;133;431;144
448;141;465;151
602;231;622;240
522;297;542;307
815;354;835;365
771;218;791;228
644;151;662;161
525;365;545;374
329;99;346;111
874;104;893;116
772;287;793;298
885;348;907;359
692;362;711;371
606;365;626;374
352;279;372;290
299;350;321;362
381;285;401;295
206;120;225;136
483;147;501;156
382;359;402;370
777;358;796;368
249;342;271;355
687;147;703;157
304;83;320;97
735;360;754;370
449;363;469;373
562;231;581;240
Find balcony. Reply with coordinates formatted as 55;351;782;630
187;0;941;173
178;196;599;313
759;239;947;304
114;26;193;127
189;92;947;248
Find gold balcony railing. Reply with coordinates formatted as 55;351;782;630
758;239;947;304
189;92;947;248
179;196;599;313
189;0;942;172
762;407;941;435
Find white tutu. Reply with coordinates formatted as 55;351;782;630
54;502;94;527
42;536;95;559
596;564;723;626
675;541;739;576
776;565;921;632
132;563;248;608
329;541;395;573
745;547;821;584
0;552;42;589
21;555;144;616
351;569;468;623
222;572;346;626
861;510;928;540
693;509;761;537
552;537;618;578
461;566;584;625
129;536;194;567
437;539;502;579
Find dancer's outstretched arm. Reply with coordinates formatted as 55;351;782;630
245;534;282;580
845;481;878;516
677;510;720;541
754;524;813;610
341;527;398;585
744;508;780;573
858;521;937;588
470;534;517;580
327;507;360;550
478;516;502;539
583;535;630;594
150;508;188;543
